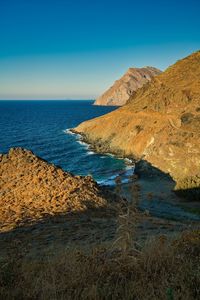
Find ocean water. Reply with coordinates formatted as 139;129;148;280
0;100;134;185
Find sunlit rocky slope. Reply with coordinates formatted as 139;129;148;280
0;148;108;231
94;67;161;106
75;51;200;192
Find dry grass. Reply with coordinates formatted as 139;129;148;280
0;160;199;299
113;176;141;253
0;230;199;300
1;176;199;300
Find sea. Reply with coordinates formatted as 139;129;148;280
0;100;134;186
1;100;200;221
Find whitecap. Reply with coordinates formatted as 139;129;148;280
98;164;135;186
77;140;89;148
63;128;75;135
124;158;133;164
105;152;115;157
75;133;82;139
87;151;95;155
97;178;116;186
97;173;120;186
125;164;135;172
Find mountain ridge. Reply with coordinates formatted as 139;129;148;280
94;66;162;106
75;50;200;194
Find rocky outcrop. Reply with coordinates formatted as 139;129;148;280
75;51;200;194
94;67;162;106
0;148;108;231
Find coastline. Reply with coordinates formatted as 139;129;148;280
68;128;136;162
1;147;199;299
66;128;136;186
67;128;200;222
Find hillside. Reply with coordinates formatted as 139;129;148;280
0;148;108;232
94;67;161;106
75;51;200;193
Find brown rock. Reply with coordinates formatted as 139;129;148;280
94;67;162;106
0;148;107;231
75;50;200;191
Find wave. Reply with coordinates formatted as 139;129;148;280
97;174;118;186
124;158;133;164
87;151;95;155
63;128;82;139
63;128;75;135
63;128;89;147
63;127;135;186
97;165;135;186
104;152;115;157
77;140;89;148
125;164;135;174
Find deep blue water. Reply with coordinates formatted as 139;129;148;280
0;100;133;185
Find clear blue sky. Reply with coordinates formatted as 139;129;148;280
0;0;200;100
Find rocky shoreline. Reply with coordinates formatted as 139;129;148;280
0;147;199;259
73;51;200;200
70;128;136;161
0;146;199;300
69;129;200;221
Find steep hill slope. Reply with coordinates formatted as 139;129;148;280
75;51;200;192
0;148;108;231
94;67;162;106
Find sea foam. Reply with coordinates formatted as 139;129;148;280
97;164;135;186
63;128;75;135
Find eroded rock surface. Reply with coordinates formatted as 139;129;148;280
94;67;161;106
0;148;108;231
75;51;200;194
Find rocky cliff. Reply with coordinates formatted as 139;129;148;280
94;67;162;106
75;51;200;194
0;148;108;231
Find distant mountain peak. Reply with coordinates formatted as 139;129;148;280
94;66;162;106
75;50;200;194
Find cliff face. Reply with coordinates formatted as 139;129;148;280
0;148;107;231
94;67;162;106
75;51;200;190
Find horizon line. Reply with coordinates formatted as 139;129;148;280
0;98;95;101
